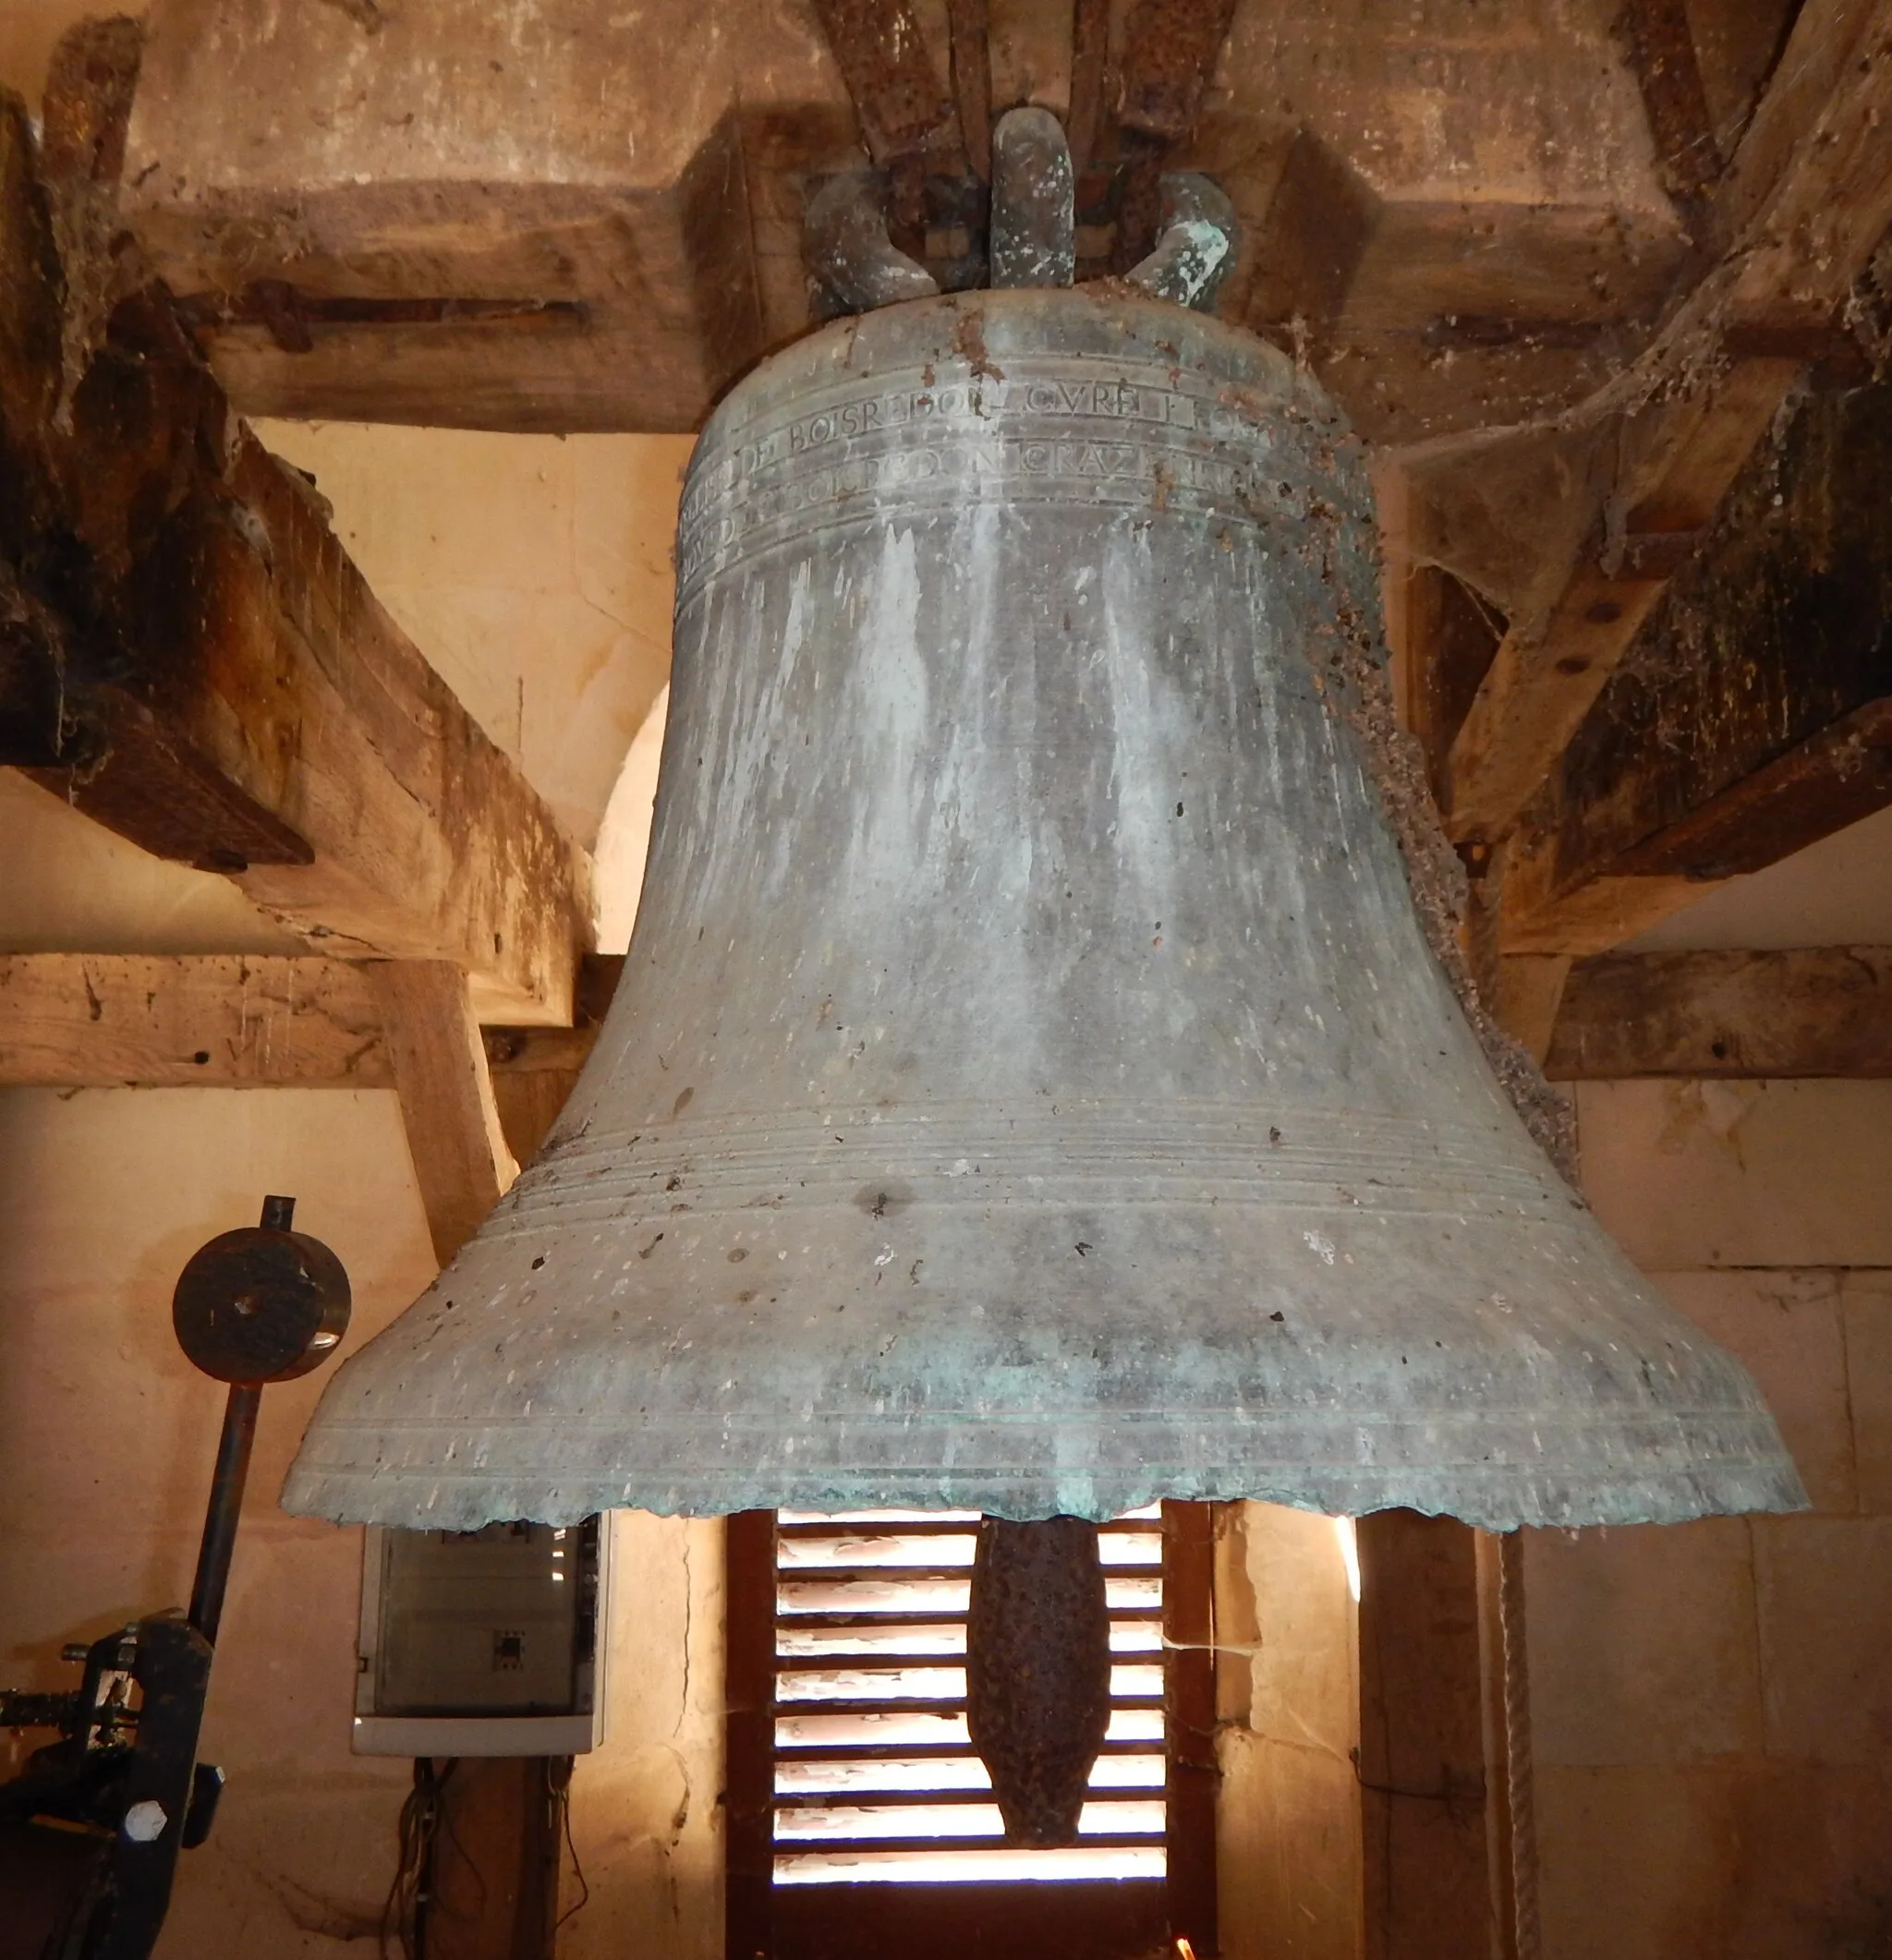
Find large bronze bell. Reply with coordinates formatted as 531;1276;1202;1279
285;284;1802;1535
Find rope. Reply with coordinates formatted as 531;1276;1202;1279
1498;1533;1542;1960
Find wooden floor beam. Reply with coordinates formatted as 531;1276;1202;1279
0;953;390;1088
1544;948;1892;1081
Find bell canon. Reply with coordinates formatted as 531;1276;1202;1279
284;288;1805;1533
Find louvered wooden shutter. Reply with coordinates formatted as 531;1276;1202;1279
725;1504;1217;1960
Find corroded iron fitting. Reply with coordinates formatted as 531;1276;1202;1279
806;103;1237;315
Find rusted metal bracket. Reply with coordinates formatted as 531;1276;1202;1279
171;284;588;357
809;0;957;166
1067;0;1112;179
1111;0;1239;265
809;0;962;252
946;0;993;179
1615;0;1721;211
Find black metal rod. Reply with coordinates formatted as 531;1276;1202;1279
188;1383;261;1645
187;1195;292;1644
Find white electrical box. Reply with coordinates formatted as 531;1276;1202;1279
352;1517;608;1756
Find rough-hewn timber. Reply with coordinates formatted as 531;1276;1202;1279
0;953;389;1088
1504;382;1892;952
123;0;1695;445
1545;949;1892;1081
0;76;588;1022
1435;0;1892;843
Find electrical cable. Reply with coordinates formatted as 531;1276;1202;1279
550;1755;590;1932
381;1757;455;1960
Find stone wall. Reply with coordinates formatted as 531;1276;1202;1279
1527;1080;1892;1960
1208;1076;1892;1960
1217;1503;1364;1960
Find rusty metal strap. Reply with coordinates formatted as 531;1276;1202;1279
1116;0;1239;143
810;0;956;164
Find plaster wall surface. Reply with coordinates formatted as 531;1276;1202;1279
253;422;690;854
1626;804;1892;951
0;1086;432;1954
0;770;305;957
0;0;98;103
1526;1080;1892;1960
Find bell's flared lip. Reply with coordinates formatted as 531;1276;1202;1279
284;1452;1809;1536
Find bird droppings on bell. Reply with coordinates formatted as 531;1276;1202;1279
282;283;1806;1537
967;1517;1113;1847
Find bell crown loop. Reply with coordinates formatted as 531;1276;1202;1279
284;289;1805;1534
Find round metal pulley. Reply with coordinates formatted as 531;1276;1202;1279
173;1228;351;1385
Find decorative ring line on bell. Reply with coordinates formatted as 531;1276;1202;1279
670;348;1349;599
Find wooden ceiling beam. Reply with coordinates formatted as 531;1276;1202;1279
0;73;587;1023
1434;0;1892;846
0;952;609;1088
150;425;588;1022
123;0;769;435
1499;381;1892;955
1544;949;1892;1080
117;0;1694;443
1437;358;1796;842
